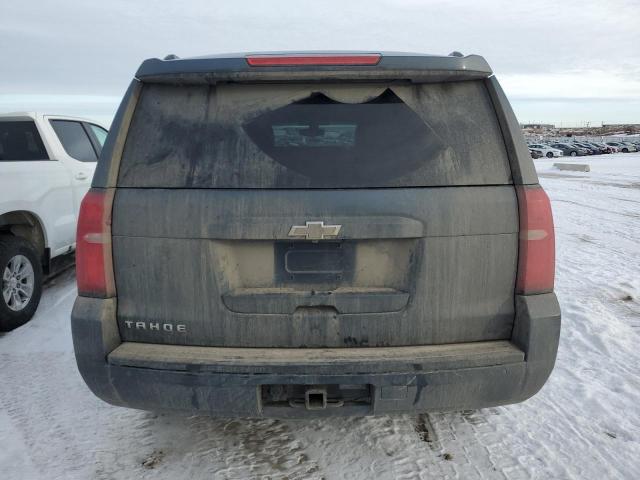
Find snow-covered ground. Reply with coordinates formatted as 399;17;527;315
1;153;639;480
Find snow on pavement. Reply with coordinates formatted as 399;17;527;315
1;153;639;479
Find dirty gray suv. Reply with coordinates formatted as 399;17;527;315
72;52;560;417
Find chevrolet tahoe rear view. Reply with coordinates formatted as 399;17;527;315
71;52;560;417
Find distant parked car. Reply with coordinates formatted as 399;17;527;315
528;143;563;158
597;143;619;153
606;142;637;153
571;142;600;155
529;149;543;159
550;143;585;157
582;142;609;154
0;112;107;330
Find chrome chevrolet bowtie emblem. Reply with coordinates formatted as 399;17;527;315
288;221;342;240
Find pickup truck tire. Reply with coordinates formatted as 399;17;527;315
0;236;43;331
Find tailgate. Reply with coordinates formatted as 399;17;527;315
112;186;517;347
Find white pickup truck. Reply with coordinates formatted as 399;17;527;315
0;112;108;330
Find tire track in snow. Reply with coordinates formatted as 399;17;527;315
0;350;161;480
131;414;324;479
554;198;640;219
193;416;322;479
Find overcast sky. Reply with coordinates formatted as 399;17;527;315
2;0;639;126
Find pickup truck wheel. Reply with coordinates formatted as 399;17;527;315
0;236;43;331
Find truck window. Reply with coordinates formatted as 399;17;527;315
87;124;108;152
0;121;49;161
50;120;97;162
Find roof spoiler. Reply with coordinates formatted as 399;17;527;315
135;51;493;84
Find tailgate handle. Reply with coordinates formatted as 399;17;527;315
222;289;410;314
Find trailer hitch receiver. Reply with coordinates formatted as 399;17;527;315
305;387;328;410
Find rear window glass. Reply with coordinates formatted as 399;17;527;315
0;121;49;161
118;81;511;188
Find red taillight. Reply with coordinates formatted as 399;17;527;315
516;185;555;294
246;54;381;67
76;189;116;297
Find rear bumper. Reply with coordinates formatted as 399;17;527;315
71;294;560;417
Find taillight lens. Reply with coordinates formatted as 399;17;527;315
516;185;555;294
76;188;116;297
246;54;381;67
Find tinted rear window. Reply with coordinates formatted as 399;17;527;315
118;81;511;188
0;121;49;161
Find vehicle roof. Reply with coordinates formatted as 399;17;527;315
0;111;39;120
0;112;108;128
135;51;493;84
